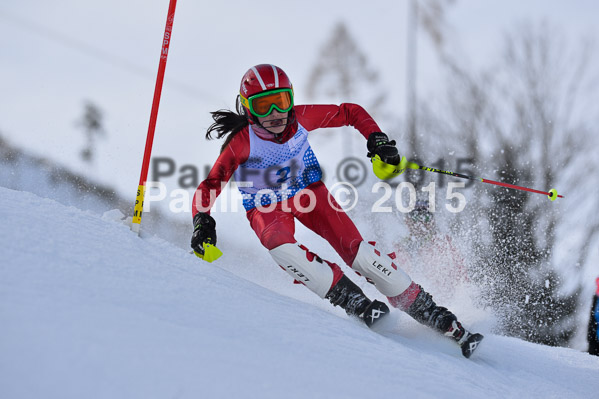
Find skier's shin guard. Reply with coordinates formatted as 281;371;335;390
351;241;412;297
269;243;339;298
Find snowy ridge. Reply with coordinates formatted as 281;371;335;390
1;186;598;399
0;136;191;248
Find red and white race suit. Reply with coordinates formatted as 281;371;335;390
192;104;416;304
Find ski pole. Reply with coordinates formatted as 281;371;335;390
406;161;564;201
131;0;177;234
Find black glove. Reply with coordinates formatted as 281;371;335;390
367;132;400;165
191;212;217;255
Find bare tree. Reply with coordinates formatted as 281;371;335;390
419;20;598;346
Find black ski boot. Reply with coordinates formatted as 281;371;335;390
362;300;391;328
406;285;484;358
326;275;390;328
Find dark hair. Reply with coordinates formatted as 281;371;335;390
206;96;249;152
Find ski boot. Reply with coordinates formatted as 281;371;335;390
444;319;485;358
406;285;484;358
326;275;390;328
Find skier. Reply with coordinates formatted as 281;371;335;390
190;64;483;357
589;277;599;356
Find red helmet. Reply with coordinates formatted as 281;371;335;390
239;64;293;101
239;64;297;141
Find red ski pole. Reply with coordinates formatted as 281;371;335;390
407;161;564;201
131;0;177;234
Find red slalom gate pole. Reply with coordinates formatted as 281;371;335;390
131;0;177;234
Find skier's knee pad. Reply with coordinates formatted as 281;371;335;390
351;241;412;297
269;243;338;298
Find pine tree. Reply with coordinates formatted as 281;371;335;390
305;21;387;117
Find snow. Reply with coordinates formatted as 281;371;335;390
1;186;599;398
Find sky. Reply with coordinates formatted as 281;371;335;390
2;0;598;203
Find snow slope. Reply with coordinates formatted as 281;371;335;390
1;186;598;399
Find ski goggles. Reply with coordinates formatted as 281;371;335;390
240;88;294;118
